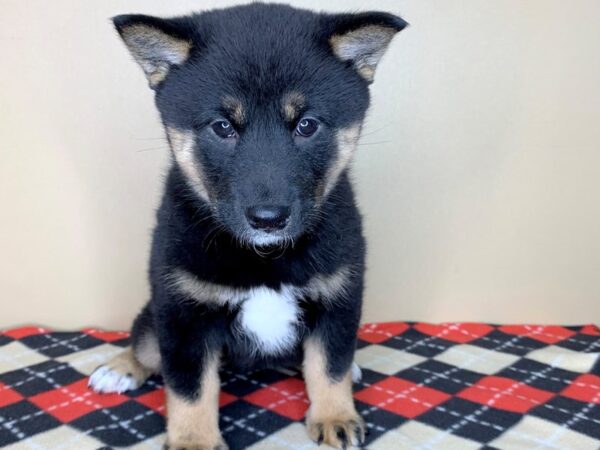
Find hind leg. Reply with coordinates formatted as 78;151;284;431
89;303;161;394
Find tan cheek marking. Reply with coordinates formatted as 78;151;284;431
319;124;361;200
282;91;305;122
166;355;224;448
121;25;191;88
166;127;210;202
303;338;363;447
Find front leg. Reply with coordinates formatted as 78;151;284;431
157;303;227;450
303;303;364;448
166;355;225;450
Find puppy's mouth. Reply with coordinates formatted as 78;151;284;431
239;204;297;249
245;230;289;248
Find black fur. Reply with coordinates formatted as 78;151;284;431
112;3;406;401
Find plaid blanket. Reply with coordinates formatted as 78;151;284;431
0;323;598;449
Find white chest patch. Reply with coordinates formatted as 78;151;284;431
238;285;300;355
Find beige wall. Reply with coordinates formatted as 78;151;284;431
1;0;599;330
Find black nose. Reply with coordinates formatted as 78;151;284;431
245;205;290;231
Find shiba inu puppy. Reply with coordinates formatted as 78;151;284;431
89;3;406;448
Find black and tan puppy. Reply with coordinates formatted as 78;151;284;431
89;3;406;449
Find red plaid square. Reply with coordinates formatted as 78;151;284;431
580;325;600;336
458;376;554;413
499;325;575;344
29;379;127;422
219;391;238;407
244;378;308;420
358;322;409;344
3;327;49;339
354;376;451;418
135;389;166;415
82;328;129;342
0;382;23;407
560;374;600;404
414;323;494;343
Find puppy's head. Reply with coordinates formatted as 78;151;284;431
113;4;406;248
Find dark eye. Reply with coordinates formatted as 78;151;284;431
295;117;319;137
211;120;237;139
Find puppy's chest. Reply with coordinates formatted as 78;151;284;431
232;285;302;356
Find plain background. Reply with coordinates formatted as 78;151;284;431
1;0;599;330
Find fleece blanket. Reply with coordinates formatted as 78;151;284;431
0;322;598;449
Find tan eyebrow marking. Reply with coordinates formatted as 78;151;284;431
222;96;245;126
281;91;306;122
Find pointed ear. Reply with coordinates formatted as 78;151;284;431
325;12;408;83
112;14;192;89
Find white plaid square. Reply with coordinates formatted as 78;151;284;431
433;344;520;375
369;420;481;449
56;342;125;375
0;341;50;373
355;345;426;375
128;432;167;450
246;423;315;449
489;416;599;449
3;425;104;450
526;346;599;373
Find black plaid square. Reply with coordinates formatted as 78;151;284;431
220;400;293;450
555;333;600;353
0;400;61;446
356;400;408;445
383;329;454;358
395;359;485;395
497;358;580;393
221;368;292;397
355;367;390;389
19;332;103;358
0;360;83;397
529;395;600;440
470;329;547;356
69;400;165;447
417;397;522;444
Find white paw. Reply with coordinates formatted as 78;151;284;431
88;365;140;394
351;362;362;383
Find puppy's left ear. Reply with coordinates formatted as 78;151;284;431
324;12;408;83
112;14;193;89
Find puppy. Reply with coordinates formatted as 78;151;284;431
89;4;406;449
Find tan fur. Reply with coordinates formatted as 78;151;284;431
319;124;361;200
165;268;248;305
166;266;353;306
166;355;226;449
302;266;354;303
281;91;305;122
166;127;210;202
134;332;161;373
120;24;191;87
330;25;396;82
105;347;154;384
303;338;364;448
223;96;245;126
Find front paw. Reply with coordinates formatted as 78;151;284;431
307;415;365;449
163;439;228;450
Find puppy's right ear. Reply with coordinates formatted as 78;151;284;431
112;14;192;89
